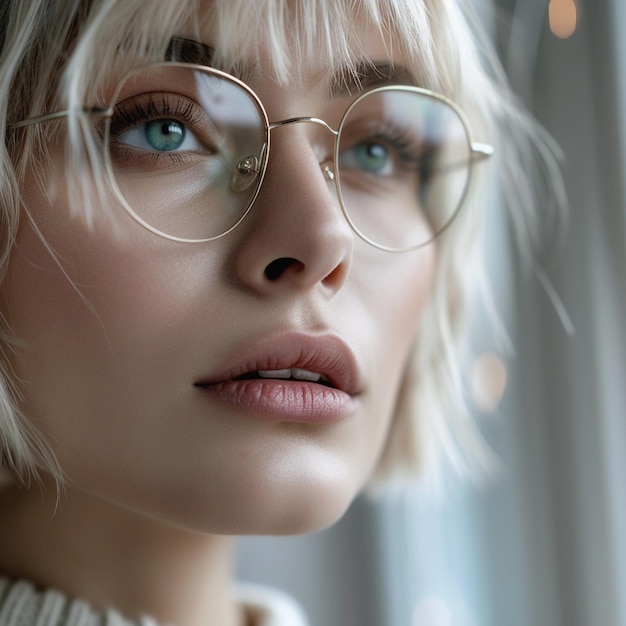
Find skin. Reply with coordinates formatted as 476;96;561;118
0;13;435;626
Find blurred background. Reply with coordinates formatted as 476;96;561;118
236;0;626;623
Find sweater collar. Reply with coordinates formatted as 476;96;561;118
0;578;308;626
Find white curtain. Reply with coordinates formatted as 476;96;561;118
375;0;626;624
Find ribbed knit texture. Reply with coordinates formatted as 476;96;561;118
0;579;160;626
0;578;309;626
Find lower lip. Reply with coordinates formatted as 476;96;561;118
197;379;358;423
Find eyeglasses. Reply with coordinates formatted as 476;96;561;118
13;61;493;252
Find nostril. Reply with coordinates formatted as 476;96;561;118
264;257;304;281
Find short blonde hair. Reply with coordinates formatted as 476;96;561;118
0;0;554;486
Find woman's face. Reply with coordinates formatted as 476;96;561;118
0;16;435;534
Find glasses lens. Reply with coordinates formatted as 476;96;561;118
336;88;472;250
106;64;267;241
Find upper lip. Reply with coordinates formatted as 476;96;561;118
195;333;362;396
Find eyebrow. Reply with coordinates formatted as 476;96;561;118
166;37;416;94
329;62;416;96
166;37;214;65
166;37;257;84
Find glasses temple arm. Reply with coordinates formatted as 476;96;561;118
11;107;111;129
417;142;494;176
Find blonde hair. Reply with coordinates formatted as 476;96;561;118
0;0;554;487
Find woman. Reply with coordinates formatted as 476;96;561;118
0;0;540;624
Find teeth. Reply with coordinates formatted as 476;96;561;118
291;368;322;382
257;368;323;382
258;369;292;379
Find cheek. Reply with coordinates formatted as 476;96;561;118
0;192;206;451
4;162;223;352
0;208;240;527
356;243;436;370
342;244;436;475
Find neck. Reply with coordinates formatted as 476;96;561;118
0;480;243;626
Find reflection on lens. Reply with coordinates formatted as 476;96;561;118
335;87;472;251
106;64;268;242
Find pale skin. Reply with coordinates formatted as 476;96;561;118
0;13;436;626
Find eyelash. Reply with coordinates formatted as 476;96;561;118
347;120;435;176
106;92;211;168
109;92;205;139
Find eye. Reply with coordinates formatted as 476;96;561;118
117;118;202;153
344;141;391;174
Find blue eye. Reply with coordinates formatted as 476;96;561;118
144;119;186;151
115;117;202;154
341;142;390;174
356;142;388;172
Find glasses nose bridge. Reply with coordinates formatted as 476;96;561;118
266;117;339;181
268;116;339;137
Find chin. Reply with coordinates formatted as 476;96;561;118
233;450;369;536
252;480;359;536
185;462;366;537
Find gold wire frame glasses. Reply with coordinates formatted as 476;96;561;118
13;61;493;252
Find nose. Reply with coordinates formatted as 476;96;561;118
230;122;354;298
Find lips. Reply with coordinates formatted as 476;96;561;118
194;333;362;422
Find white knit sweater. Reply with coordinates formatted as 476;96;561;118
0;578;308;626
